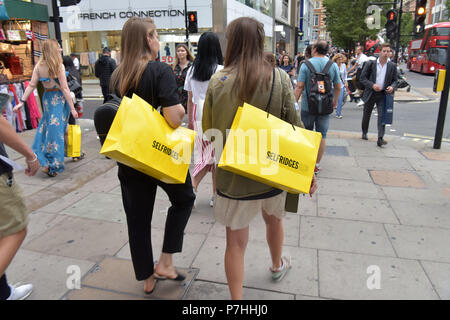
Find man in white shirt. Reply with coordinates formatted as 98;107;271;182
70;53;80;71
348;46;370;106
359;43;398;147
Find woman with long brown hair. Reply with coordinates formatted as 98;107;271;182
173;43;194;112
203;17;317;300
109;17;195;295
13;39;78;177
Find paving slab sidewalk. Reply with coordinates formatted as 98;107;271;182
5;122;450;300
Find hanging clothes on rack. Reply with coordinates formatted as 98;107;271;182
24;81;41;129
8;84;24;132
18;82;32;130
80;52;89;66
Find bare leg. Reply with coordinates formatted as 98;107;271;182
192;166;209;191
225;226;249;300
0;228;27;277
154;252;178;278
211;166;216;196
262;209;283;270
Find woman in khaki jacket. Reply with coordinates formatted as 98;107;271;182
203;17;317;300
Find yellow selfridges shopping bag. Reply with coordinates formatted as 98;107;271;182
67;124;81;157
100;94;196;184
218;103;322;194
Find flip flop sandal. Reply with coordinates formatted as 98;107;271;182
144;279;158;294
72;151;86;162
153;272;186;281
46;171;57;177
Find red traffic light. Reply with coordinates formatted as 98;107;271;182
386;10;397;21
189;13;196;22
388;12;395;20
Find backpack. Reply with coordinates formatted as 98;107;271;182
93;93;122;146
304;59;335;115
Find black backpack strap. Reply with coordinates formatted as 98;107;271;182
322;59;335;74
304;60;317;74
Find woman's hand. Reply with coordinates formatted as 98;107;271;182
25;153;40;176
188;120;195;130
309;175;318;197
71;109;79;119
13;102;24;113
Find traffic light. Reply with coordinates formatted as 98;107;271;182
414;0;427;34
385;9;398;41
59;0;81;6
187;11;198;34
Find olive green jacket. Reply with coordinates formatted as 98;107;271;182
202;67;304;212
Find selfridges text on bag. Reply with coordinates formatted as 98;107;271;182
100;94;196;184
304;59;335;115
218;69;322;194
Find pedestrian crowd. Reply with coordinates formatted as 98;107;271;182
0;15;399;300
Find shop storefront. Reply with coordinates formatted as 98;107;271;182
59;0;213;78
228;0;274;51
0;0;49;133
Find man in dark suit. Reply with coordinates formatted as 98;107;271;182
360;43;398;147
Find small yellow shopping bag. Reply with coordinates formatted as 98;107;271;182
218;103;322;194
100;94;196;184
67;124;81;157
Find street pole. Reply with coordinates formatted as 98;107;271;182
184;0;189;46
433;42;450;149
394;0;403;64
51;0;62;47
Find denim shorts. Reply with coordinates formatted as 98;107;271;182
301;110;330;139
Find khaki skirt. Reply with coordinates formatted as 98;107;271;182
214;192;287;231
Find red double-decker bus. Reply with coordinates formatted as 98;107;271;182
407;21;450;74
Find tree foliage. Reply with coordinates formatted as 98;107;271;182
323;0;379;51
399;12;414;48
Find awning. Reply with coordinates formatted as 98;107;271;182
4;0;49;22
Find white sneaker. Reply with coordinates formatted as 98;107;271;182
210;196;214;207
357;100;365;107
7;283;33;300
270;256;292;282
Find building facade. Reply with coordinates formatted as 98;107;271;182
297;0;315;53
312;0;329;42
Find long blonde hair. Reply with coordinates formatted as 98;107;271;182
110;17;156;97
40;39;62;78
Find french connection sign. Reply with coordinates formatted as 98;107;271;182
60;0;212;32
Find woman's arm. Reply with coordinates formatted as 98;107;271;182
187;91;194;130
0;115;40;176
12;64;40;113
58;65;78;119
162;104;185;128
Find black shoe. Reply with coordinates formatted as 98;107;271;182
377;138;387;147
362;133;368;140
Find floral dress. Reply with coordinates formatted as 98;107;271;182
31;78;70;175
173;61;192;112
